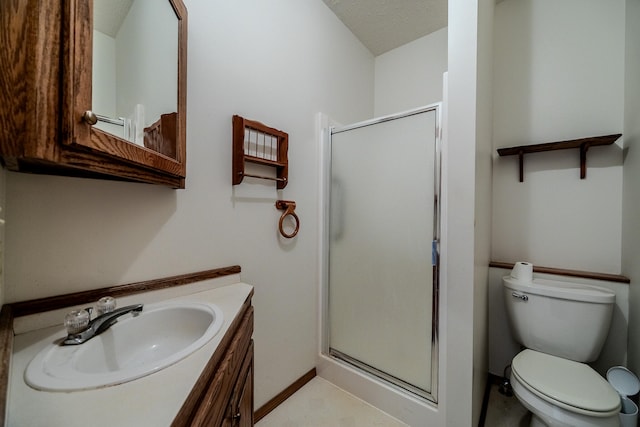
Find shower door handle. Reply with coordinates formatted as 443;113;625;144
431;240;439;266
330;177;344;240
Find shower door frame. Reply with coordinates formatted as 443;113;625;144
320;103;442;404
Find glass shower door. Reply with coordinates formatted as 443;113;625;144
328;106;439;400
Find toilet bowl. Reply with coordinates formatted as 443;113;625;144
502;269;619;427
511;349;621;427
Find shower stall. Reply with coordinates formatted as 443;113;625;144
321;104;441;405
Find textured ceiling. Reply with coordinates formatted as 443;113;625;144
322;0;448;56
95;0;447;56
94;0;133;37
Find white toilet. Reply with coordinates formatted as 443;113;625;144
503;274;622;427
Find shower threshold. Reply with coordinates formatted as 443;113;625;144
328;348;435;403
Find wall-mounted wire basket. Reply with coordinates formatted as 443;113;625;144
232;115;288;189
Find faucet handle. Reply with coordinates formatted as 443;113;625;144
96;296;116;316
64;309;90;335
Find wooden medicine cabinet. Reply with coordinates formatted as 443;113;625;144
0;0;188;188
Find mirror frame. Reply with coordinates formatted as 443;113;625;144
61;0;187;185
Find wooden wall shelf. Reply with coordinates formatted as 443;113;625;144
233;115;289;189
497;134;621;182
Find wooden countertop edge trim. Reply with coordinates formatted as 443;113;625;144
489;261;630;284
7;265;241;317
0;305;13;427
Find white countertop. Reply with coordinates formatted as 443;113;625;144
7;282;253;427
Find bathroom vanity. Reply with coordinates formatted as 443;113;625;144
6;273;253;426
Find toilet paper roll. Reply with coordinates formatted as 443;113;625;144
511;261;533;283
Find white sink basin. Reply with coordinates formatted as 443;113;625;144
25;301;224;392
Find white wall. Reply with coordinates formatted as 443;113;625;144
92;0;178;136
92;30;116;118
443;0;483;425
623;0;640;375
473;0;493;424
489;0;632;384
4;0;374;410
373;27;447;117
93;31;127;138
116;0;178;126
492;0;625;274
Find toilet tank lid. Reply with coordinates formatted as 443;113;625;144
607;366;640;397
503;277;615;304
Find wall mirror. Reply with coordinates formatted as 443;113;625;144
92;0;179;159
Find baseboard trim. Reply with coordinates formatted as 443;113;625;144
254;368;317;422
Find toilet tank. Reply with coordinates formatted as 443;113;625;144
503;277;615;362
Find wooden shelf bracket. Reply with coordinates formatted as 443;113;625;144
497;134;621;182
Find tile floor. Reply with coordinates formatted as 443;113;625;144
256;377;408;427
256;377;529;427
482;381;530;427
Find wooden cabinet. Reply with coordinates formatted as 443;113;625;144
0;0;188;188
173;297;254;427
223;342;254;427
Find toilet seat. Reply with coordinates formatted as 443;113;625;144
512;349;620;416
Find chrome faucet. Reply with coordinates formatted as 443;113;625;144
62;304;144;345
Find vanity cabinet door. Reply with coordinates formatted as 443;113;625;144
0;0;187;189
184;306;254;427
236;362;254;427
226;342;254;427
